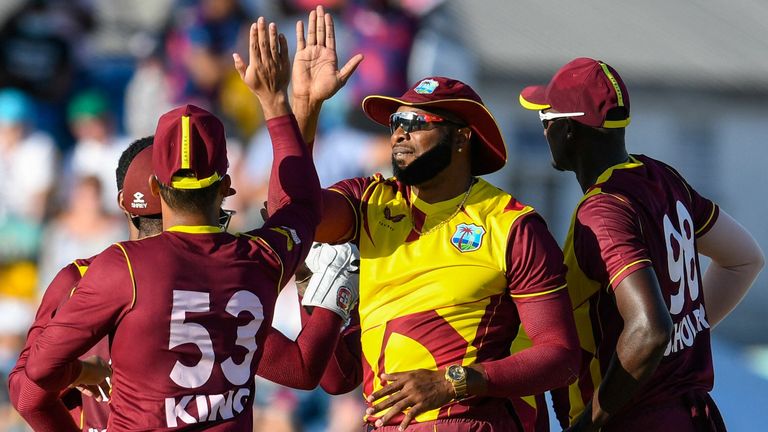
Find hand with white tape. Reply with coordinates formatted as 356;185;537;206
302;242;360;322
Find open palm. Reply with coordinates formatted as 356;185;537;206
292;6;363;105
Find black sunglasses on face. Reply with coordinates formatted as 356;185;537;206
388;111;461;135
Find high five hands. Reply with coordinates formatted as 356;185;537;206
292;5;364;109
233;17;291;119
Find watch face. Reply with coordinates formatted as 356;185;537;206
447;365;466;381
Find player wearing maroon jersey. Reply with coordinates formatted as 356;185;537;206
277;7;581;431
9;135;161;432
23;19;333;430
519;57;765;431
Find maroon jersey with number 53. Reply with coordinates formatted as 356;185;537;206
26;223;310;430
25;114;320;431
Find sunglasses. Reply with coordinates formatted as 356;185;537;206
539;110;585;128
388;111;461;135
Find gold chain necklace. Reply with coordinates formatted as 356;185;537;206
410;178;475;236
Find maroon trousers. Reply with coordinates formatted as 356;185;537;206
603;392;727;432
365;416;520;432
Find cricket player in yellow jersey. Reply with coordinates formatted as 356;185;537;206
278;7;581;431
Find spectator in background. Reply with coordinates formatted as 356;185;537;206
66;89;130;214
162;0;260;140
0;0;95;146
36;175;125;295
0;88;58;300
0;88;57;225
0;299;33;432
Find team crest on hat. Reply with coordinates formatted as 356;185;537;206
451;223;485;252
414;79;439;94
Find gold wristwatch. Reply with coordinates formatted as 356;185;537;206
444;364;468;400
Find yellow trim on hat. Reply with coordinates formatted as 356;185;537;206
599;63;625;107
171;171;222;189
602;117;632;128
518;94;550;111
181;115;191;169
598;63;630;128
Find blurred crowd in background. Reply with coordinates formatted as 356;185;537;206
0;0;475;430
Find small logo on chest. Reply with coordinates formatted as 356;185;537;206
451;223;485;252
384;206;405;222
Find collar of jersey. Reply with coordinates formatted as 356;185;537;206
409;183;474;214
587;155;644;194
167;225;224;234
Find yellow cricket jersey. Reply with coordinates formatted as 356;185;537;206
329;175;567;426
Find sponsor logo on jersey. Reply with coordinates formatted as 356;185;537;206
269;226;301;251
414;79;439;94
131;191;148;209
383;206;405;222
450;223;485;252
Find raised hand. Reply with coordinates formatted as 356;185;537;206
292;5;364;108
233;17;291;119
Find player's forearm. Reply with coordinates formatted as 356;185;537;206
11;370;81;432
321;328;363;394
585;318;669;428
291;95;322;150
259;92;291;120
703;259;764;327
698;209;765;327
265;114;321;225
256;308;342;389
479;293;580;398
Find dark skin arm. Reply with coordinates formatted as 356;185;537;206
365;366;486;429
316;189;356;243
266;188;355;243
568;267;673;431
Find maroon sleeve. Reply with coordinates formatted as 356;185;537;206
8;262;84;429
255;308;343;390
10;263;81;386
319;309;362;394
9;372;80;432
26;245;134;391
480;214;580;397
261;114;321;277
506;214;568;298
576;194;652;290
294;294;363;394
481;290;579;397
326;176;380;245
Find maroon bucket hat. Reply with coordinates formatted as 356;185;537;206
362;76;507;175
153;104;228;189
519;57;631;128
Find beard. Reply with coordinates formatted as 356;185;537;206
392;133;454;186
